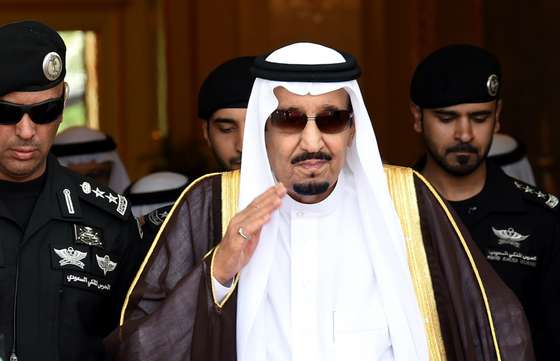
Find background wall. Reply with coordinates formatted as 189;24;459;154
163;0;484;178
485;0;560;192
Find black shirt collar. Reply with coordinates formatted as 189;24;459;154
0;168;47;194
448;160;526;221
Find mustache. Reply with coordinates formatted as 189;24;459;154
446;143;477;154
10;141;39;148
291;151;332;165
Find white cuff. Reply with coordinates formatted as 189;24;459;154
211;276;234;303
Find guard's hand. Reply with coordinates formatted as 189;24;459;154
213;183;286;284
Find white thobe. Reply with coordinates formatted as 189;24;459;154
215;170;395;361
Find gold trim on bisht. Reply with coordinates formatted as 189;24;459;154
384;165;447;361
208;170;242;308
210;244;240;308
119;172;221;326
221;170;240;238
412;169;502;361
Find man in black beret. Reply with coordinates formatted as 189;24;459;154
410;44;560;359
0;20;143;361
198;56;255;170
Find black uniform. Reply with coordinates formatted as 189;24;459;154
448;161;560;360
0;155;143;361
140;204;173;245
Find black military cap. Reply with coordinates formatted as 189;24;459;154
197;56;256;120
0;20;66;97
410;44;501;108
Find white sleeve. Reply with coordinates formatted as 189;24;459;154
211;276;234;303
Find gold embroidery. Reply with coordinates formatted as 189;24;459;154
208;170;242;308
384;165;447;360
221;170;240;238
210;244;240;309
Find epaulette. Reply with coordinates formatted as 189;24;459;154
78;179;131;220
512;179;559;210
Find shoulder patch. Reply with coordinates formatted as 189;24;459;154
78;180;130;219
146;205;173;227
513;179;559;210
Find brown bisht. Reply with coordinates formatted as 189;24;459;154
106;166;534;361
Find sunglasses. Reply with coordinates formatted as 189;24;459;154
0;91;66;125
269;109;354;134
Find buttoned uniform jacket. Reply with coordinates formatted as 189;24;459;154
449;161;560;360
0;154;144;361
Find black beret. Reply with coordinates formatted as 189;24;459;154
197;56;256;120
0;20;66;97
410;44;501;108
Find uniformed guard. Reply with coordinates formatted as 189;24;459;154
0;21;144;361
198;56;256;171
410;44;560;360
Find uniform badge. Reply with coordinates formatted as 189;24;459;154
79;181;130;219
63;270;112;295
63;188;76;215
74;224;104;248
514;180;559;209
92;187;106;198
546;194;559;208
54;247;88;269
58;187;81;218
492;227;529;248
487;74;499;96
117;194;128;216
147;207;170;226
81;181;92;195
96;254;117;276
42;51;63;81
106;193;118;204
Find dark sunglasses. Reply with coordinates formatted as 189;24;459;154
0;91;65;125
269;109;354;134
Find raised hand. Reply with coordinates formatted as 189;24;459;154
213;183;287;284
213;183;286;285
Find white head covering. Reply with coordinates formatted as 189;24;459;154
126;171;189;217
488;133;536;185
53;126;131;193
237;42;428;361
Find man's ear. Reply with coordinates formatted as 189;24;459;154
201;120;211;146
409;101;423;133
494;99;502;133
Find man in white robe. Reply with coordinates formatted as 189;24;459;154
110;42;533;361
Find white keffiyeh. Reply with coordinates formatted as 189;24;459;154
236;42;429;361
